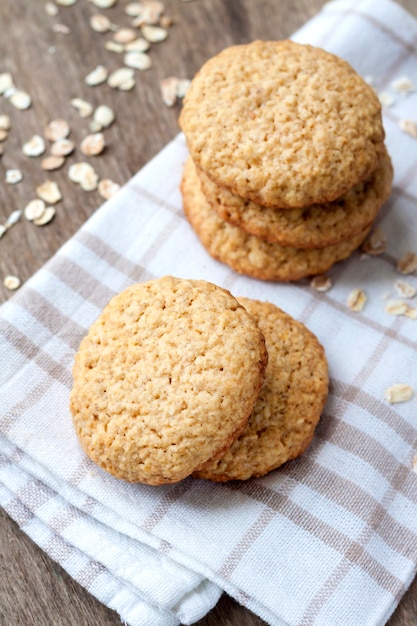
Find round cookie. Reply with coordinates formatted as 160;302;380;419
179;40;384;209
70;276;268;485
181;157;370;282
197;148;393;248
194;298;329;481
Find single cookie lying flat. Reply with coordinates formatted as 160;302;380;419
198;148;393;248
180;40;384;208
194;298;329;481
181;157;369;281
70;276;268;485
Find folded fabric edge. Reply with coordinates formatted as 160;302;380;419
0;480;182;626
0;442;222;625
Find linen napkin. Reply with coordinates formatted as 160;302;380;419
1;0;417;624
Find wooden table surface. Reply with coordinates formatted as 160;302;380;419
1;0;416;624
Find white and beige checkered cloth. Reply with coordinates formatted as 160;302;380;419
1;0;417;624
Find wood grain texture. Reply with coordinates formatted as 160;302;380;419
1;1;416;624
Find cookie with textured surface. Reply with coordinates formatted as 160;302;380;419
70;276;268;485
179;39;384;209
198;148;393;248
194;297;329;481
181;157;370;281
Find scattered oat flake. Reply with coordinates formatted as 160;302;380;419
70;98;93;118
0;115;11;130
124;37;150;52
36;180;62;204
56;0;78;4
90;0;117;7
113;28;137;44
6;210;22;227
391;76;415;93
24;199;46;221
85;65;108;86
88;120;102;133
9;90;31;110
394;279;416;299
23;134;46;157
125;2;142;16
4;275;21;290
105;41;124;53
176;78;191;98
406;307;417;319
107;67;135;88
160;77;179;107
310;274;332;292
80;132;106;156
141;24;167;43
0;73;14;94
347;288;367;312
385;383;413;404
398;119;417;138
68;162;99;191
90;13;112;32
45;119;70;141
34;206;56;226
0;129;8;142
41;155;66;171
0;224;6;238
45;2;59;16
94;104;115;128
3;86;16;99
397;252;417;275
138;1;165;24
378;91;394;107
361;228;387;256
385;299;409;316
98;178;120;199
51;138;75;156
5;169;23;184
118;77;135;91
124;51;152;70
53;23;71;34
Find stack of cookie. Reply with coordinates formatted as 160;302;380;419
179;40;393;281
70;276;329;484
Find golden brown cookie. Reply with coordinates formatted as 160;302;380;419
70;276;268;485
197;148;393;248
179;40;384;208
194;298;329;481
181;157;370;282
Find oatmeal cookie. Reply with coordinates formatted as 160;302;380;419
194;298;329;481
70;276;268;485
181;157;369;281
197;148;393;248
179;40;384;208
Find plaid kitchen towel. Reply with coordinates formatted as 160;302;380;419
1;0;417;625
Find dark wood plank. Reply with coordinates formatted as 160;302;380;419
1;1;416;625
